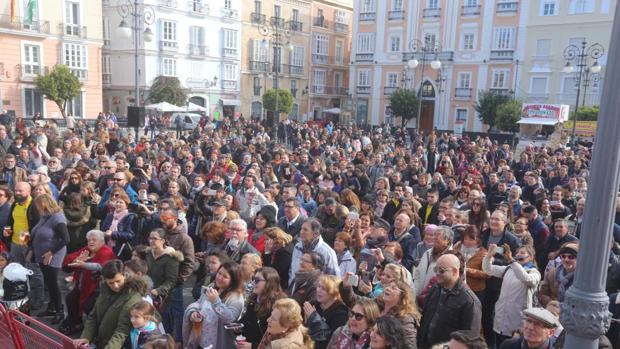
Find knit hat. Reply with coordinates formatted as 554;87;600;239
558;242;579;257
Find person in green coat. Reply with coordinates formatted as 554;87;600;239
145;229;182;300
73;259;147;349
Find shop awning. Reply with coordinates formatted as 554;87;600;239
517;118;561;125
220;99;241;106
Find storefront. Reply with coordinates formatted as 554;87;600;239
518;103;570;138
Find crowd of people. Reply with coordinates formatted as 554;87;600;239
0;112;618;349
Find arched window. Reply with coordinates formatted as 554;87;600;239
421;80;435;98
189;96;206;107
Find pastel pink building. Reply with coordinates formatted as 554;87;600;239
0;0;103;119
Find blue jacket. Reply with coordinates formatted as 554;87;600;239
101;213;137;255
98;185;139;212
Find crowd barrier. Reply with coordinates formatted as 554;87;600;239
0;303;77;349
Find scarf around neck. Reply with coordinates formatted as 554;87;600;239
110;209;129;233
333;325;371;349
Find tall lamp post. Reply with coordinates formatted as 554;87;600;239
562;41;604;144
259;20;293;143
115;0;155;137
405;38;442;131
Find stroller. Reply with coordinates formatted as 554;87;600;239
0;263;32;314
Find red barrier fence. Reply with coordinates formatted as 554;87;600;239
0;303;77;349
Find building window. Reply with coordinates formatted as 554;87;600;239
458;72;471;88
428;0;439;9
162;58;176;76
493;27;515;50
530;77;549;96
291;79;297;97
465;0;478;5
389;35;401;52
358;70;370;86
462;33;474;50
22;43;42;76
224;0;232;9
535;39;552;56
313;34;329;55
492;70;509;88
456;108;468;122
562;76;577;96
292;9;300;22
569;37;585;47
254;1;262;13
63;43;88;79
361;0;376;13
190;26;205;48
290;46;305;67
335;9;347;23
102;55;111;74
569;0;594;14
291;103;299;120
335;41;343;64
251;101;262;118
24;88;43;117
253;77;261;96
162;20;177;43
357;33;375;53
334;73;342;89
387;73;398;87
313;70;326;87
223;29;238;51
224;64;237;80
273;5;281;18
392;0;403;11
64;1;81;36
66;92;83;117
541;1;557;16
423;33;438;48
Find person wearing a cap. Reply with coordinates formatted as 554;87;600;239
315;196;346;247
538;242;578;307
499;307;558;349
413;225;454;296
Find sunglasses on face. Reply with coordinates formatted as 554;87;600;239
560;254;576;260
434;266;451;275
349;311;365;321
252;277;265;284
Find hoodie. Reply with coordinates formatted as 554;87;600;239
145;246;184;298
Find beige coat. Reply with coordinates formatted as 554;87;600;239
266;328;306;349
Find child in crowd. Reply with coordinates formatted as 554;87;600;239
143;334;176;349
124;259;154;304
124;301;162;349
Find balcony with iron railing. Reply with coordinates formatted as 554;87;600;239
222;47;238;58
249;60;270;72
461;5;481;15
359;12;376;21
0;16;50;34
490;49;514;60
357;86;371;94
188;44;208;56
270;16;285;28
188;1;209;15
60;23;87;38
289;20;303;32
250;12;266;24
355;53;374;62
160;40;178;51
455;87;473;98
388;10;405;20
496;1;518;13
222;80;238;90
284;64;304;76
313;17;328;28
312;53;329;64
103;73;112;85
423;8;441;18
490;88;511;95
402;51;454;62
335;22;348;33
312;86;348;95
384;86;398;95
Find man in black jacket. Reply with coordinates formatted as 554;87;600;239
277;197;305;240
418;188;440;226
418;253;482;349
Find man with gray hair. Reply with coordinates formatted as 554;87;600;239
289;218;340;284
225;218;258;262
413;225;454;295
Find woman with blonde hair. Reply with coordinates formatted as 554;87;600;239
30;194;69;323
327;298;380;349
303;275;349;349
340;189;361;212
33;183;53;198
263;227;294;288
376;280;421;347
240;253;263;300
258;298;314;349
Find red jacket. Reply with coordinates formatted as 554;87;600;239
63;245;116;314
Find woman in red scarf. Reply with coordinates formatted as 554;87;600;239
59;229;115;335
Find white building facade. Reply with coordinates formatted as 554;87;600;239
102;0;242;118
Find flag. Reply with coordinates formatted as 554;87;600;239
26;0;37;24
10;0;16;22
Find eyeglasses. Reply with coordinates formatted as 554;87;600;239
148;236;162;241
560;254;576;260
284;205;296;209
252;277;265;284
160;215;176;221
349;311;365;321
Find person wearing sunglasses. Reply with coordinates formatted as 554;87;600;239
327;298;380;349
538;242;578;307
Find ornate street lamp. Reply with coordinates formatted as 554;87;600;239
405;38;442;130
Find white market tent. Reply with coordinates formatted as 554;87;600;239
186;102;207;112
145;102;184;112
